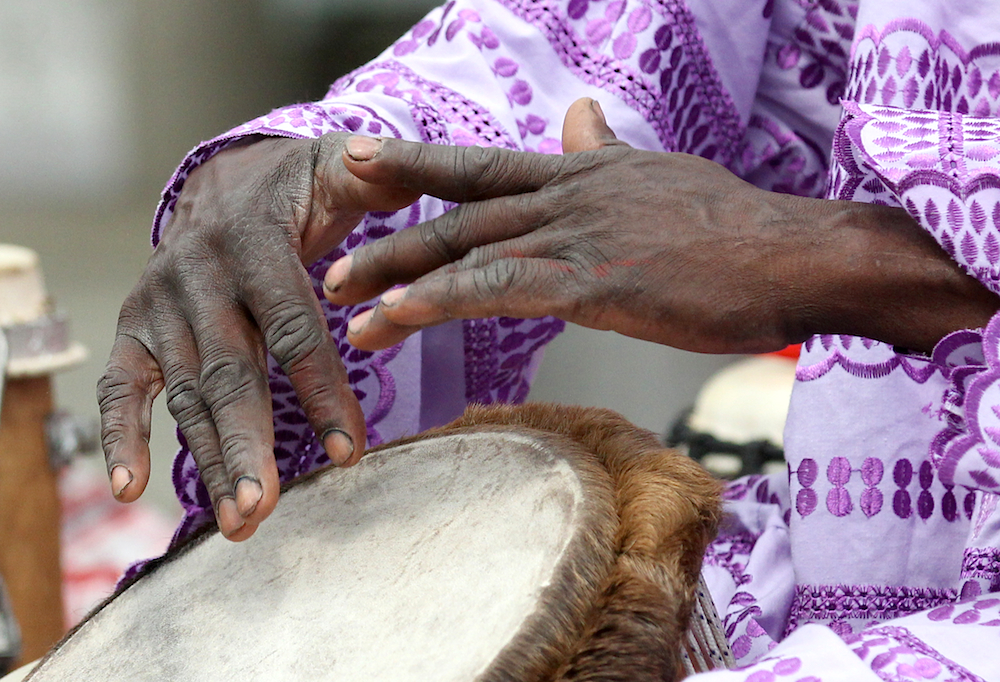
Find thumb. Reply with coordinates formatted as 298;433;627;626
561;98;629;153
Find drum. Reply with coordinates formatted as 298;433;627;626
23;404;727;681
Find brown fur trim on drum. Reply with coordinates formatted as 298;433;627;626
29;404;724;682
430;404;724;681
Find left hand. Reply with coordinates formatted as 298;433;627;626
323;98;999;355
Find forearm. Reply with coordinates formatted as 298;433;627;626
776;196;1000;354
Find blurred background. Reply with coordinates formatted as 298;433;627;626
0;0;735;519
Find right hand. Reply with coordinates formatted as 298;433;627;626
97;133;420;540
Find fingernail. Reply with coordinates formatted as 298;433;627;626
380;287;406;308
235;476;263;517
345;136;383;162
111;465;133;498
217;497;246;537
591;99;607;124
347;308;374;336
322;428;355;466
324;255;353;295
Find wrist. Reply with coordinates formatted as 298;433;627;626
779;197;999;354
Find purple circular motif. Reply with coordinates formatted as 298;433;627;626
732;634;753;659
493;57;519;78
638;48;661;74
445;19;466;42
893;459;913;487
745;672;775;682
871;651;896;669
613;31;637;60
954;609;981;624
827;487;853;517
627;6;652;33
745;618;766;637
567;0;589;20
860;487;883;518
942;490;958;522
509;80;533;106
796;488;818;516
927;604;954;621
893;489;912;518
917;490;934;520
586;18;613;45
524;114;547;135
479;27;500;49
964;491;977;519
393;39;418;57
861;457;883;486
914;658;942;677
654;24;672;50
412;19;435;39
772;657;802;675
457;8;480;21
776;44;800;70
976;598;1000;609
797;458;818;487
827;457;852;486
918;460;934;489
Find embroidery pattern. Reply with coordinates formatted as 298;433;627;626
786;584;958;637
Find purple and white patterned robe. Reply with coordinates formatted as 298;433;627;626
153;0;1000;678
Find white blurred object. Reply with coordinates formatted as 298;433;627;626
688;355;797;448
668;355;797;479
0;245;86;378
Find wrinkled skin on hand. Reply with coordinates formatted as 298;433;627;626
327;98;998;359
98;134;419;540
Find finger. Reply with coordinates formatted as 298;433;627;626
301;135;424;264
341;136;565;202
561;98;628;154
187;300;280;528
154;311;252;539
346;258;577;350
247;254;367;468
98;334;162;503
324;190;557;305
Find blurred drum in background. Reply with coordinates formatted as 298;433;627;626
21;404;729;682
0;245;87;669
667;352;799;480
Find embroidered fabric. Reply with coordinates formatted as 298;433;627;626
845;624;989;682
785;584;958;637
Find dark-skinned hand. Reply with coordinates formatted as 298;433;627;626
98;134;421;540
326;98;998;358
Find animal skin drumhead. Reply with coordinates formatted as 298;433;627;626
28;430;613;682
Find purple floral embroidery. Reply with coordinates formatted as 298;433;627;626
772;0;858;105
961;547;1000;592
497;0;743;162
704;528;760;588
845;624;989;682
786;584;958;637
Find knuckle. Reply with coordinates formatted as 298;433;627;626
480;260;519;298
166;377;209;427
262;305;326;368
420;211;465;262
199;356;261;407
196;460;232;500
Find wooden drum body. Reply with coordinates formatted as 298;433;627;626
24;404;723;681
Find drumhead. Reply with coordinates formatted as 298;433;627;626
28;428;616;682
